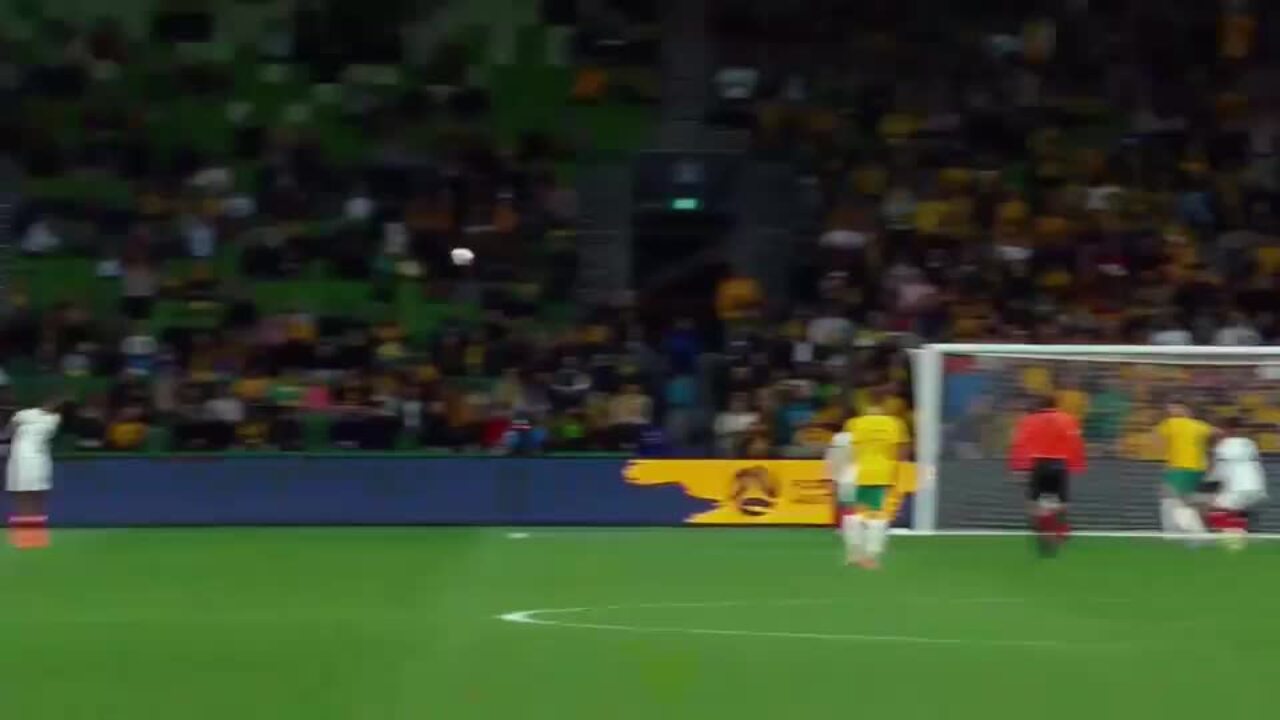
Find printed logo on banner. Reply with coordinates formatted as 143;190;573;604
729;465;780;516
624;460;917;525
624;460;832;524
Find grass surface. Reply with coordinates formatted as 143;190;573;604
1;528;1276;719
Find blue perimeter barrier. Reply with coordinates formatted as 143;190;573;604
24;457;712;527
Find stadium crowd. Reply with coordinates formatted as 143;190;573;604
5;1;1280;458
713;0;1280;455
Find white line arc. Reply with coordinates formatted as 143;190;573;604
497;600;1121;651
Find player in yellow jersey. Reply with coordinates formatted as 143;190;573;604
1154;402;1216;540
841;391;909;569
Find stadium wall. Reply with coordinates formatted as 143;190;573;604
17;456;917;528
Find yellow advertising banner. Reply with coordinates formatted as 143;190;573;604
625;459;917;525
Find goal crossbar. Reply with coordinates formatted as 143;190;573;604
926;340;1280;353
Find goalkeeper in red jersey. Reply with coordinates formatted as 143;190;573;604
1009;395;1087;556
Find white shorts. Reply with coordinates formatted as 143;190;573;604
6;455;52;493
1215;488;1266;512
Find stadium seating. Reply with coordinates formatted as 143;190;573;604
3;0;662;454
7;0;1280;459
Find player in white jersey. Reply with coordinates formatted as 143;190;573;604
6;397;64;547
1204;417;1268;549
825;431;861;563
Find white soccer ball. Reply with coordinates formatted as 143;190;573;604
450;247;475;266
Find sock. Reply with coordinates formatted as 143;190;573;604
1035;512;1056;534
841;512;865;559
1025;511;1052;555
1160;498;1178;534
865;518;889;559
1055;510;1070;538
1172;503;1206;536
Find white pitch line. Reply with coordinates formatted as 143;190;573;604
496;600;1123;651
498;528;1280;540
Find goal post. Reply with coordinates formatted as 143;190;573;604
909;344;1280;535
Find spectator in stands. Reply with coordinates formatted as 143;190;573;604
714;392;759;457
235;406;270;449
330;376;396;450
550;408;589;452
120;323;158;377
434;328;465;377
4;286;39;358
661;318;702;377
268;373;304;414
462;328;489;378
550;356;592;410
739;419;773;459
1149;316;1195;346
234;360;271;406
715;273;764;324
18;0;1280;462
120;254;157;320
820;199;876;268
363;402;401;450
419;397;453;449
499;413;548;455
181;262;220;303
607;382;653;449
61;342;93;378
281;307;317;370
179;212;216;260
617;321;656;375
106;405;148;451
1214;310;1262;346
544;178;579;228
583;390;611;446
344;183;375;224
205;382;245;430
808;301;855;349
52;303;93;357
70;395;107;450
396;383;423;440
269;405;304;451
1084;380;1130;454
21;217;62;255
776;381;816;449
493;368;527;412
176;383;228;450
372;318;407;366
240;228;287;279
522;372;553;418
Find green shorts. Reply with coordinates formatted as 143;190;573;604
850;485;889;511
1163;469;1205;496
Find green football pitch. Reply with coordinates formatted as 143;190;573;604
1;528;1276;720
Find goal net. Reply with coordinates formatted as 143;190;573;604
910;344;1280;534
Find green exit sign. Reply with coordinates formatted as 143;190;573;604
670;197;701;211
